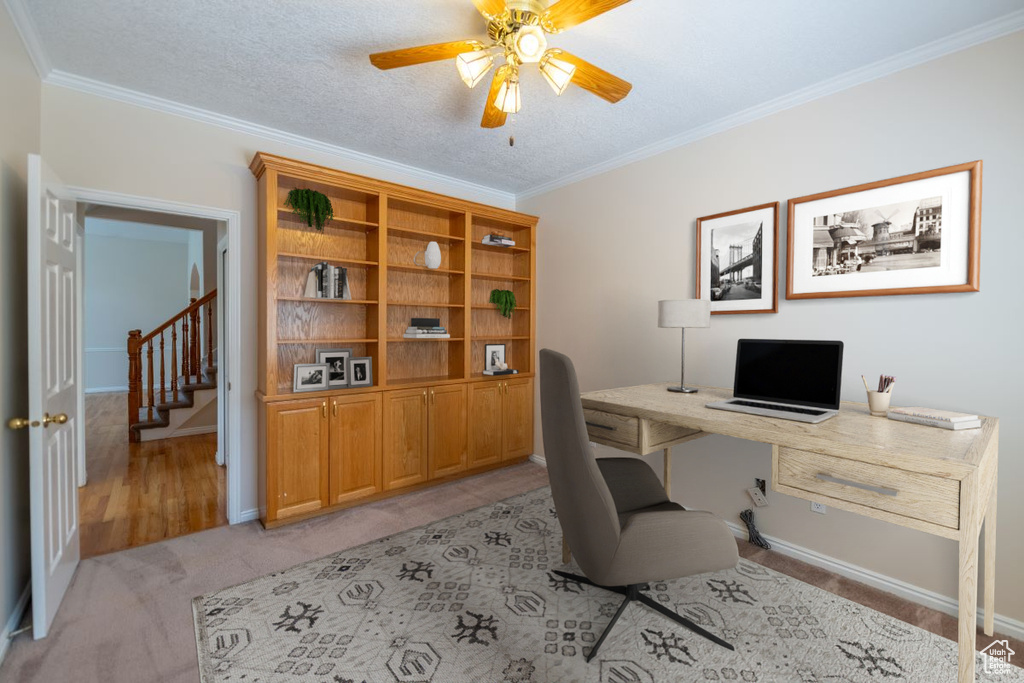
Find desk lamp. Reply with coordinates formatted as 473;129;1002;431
658;299;711;393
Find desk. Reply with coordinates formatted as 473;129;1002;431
579;383;998;683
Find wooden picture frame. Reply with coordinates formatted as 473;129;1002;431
787;161;982;300
696;202;779;315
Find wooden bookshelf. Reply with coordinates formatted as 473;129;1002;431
252;152;537;526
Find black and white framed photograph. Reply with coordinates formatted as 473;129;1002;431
348;357;373;387
316;348;352;388
484;343;506;373
696;202;779;314
787;161;981;299
293;363;329;392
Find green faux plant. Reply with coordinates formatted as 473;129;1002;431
285;188;334;231
489;289;516;318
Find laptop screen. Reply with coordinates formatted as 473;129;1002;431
733;339;844;410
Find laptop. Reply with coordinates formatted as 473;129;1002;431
706;339;844;424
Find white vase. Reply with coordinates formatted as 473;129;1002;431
415;241;442;270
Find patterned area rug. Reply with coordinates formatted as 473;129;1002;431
193;488;1021;682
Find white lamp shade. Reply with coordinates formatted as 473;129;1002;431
456;50;493;88
539;53;576;96
495;74;522;114
513;25;548;63
658;300;711;328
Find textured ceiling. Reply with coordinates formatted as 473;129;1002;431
23;0;1024;194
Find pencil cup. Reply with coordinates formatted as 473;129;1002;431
866;390;892;417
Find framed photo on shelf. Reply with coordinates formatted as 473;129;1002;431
484;344;506;372
696;202;779;315
348;357;373;387
293;363;329;392
787;160;982;300
317;348;352;388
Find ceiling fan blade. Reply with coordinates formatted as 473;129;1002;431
370;40;484;70
472;0;507;20
542;0;631;32
481;65;510;128
550;49;632;103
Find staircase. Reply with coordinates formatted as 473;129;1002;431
127;290;217;442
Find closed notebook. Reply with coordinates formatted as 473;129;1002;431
888;406;978;423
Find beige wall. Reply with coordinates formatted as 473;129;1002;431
520;31;1024;623
39;85;514;518
0;3;40;647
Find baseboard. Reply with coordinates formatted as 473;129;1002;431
237;508;260;523
725;521;1024;642
0;583;31;668
170;425;217;437
85;385;128;394
528;454;547;467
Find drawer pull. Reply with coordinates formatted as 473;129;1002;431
816;473;898;497
585;421;616;431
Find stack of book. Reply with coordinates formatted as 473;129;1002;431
483;368;518;376
888;406;981;430
403;317;450;339
482;233;515;248
304;262;351;300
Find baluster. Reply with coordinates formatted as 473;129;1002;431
136;344;144;421
193;302;201;384
206;300;214;371
171;321;179;403
146;340;155;421
159;331;166;406
182;309;191;386
127;329;141;443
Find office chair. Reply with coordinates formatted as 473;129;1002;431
539;349;739;662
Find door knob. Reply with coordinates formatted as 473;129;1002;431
42;413;68;427
7;417;41;429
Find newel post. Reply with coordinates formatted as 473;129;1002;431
127;329;142;443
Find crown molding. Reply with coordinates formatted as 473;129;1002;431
517;10;1024;201
4;0;51;78
44;71;516;208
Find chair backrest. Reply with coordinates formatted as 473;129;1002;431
539;349;621;578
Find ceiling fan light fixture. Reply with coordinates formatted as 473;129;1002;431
513;25;548;63
495;72;522;114
456;49;494;88
539;53;576;95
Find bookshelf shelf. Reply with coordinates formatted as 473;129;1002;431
388;337;464;343
470;304;529;311
472;242;530;254
390;301;465;308
389;264;465;276
277;209;378;230
278;252;378;267
277;297;377;305
278;338;378;345
389;226;465;242
471;272;531;282
471;335;531;341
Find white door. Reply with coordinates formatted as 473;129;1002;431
27;154;81;639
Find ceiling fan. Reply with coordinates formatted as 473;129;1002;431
369;0;633;128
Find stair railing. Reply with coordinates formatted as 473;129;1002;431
127;289;217;442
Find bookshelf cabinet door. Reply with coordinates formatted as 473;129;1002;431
383;388;429;490
468;381;503;468
267;397;329;520
429;384;468;479
503;378;534;460
329;393;383;505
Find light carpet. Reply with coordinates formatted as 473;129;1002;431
193;488;1021;682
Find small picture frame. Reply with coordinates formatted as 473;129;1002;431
293;363;328;392
484;344;506;373
348;357;373;387
696;201;779;315
317;348;352;388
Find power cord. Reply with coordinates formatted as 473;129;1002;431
740;509;771;550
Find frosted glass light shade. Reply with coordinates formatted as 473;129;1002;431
539;54;575;95
456;50;493;88
658;300;711;328
495;75;522;114
513;25;548;63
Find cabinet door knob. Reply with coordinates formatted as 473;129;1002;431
332;401;338;417
322;401;327;418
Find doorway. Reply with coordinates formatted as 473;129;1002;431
69;190;243;558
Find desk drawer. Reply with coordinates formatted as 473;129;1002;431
776;448;960;529
583;409;639;449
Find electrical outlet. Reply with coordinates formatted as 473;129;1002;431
810;501;827;514
755;478;767;496
746;487;769;507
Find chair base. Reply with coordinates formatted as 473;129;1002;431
552;570;734;663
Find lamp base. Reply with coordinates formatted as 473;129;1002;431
668;386;699;394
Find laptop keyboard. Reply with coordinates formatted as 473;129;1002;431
731;399;827;416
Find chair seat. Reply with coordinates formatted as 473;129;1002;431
597;457;671;514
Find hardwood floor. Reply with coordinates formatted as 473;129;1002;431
80;392;226;558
